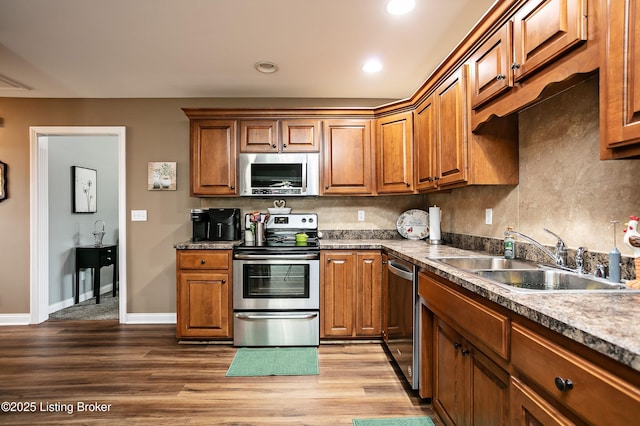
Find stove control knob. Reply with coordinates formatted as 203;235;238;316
308;217;314;223
302;218;307;223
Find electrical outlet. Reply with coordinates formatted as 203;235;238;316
485;208;493;225
357;210;365;221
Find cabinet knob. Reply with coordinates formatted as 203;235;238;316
454;342;462;349
272;144;277;148
405;182;410;187
434;176;440;181
511;63;521;70
283;143;287;148
221;279;226;284
200;259;206;264
230;185;235;190
496;74;506;81
325;185;329;190
327;258;332;263
554;377;574;392
461;348;470;356
426;177;433;182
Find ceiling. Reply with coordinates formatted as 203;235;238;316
0;0;495;100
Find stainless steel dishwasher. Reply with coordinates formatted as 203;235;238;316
382;253;420;390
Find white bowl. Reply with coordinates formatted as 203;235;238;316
267;207;292;214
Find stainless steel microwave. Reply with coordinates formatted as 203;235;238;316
238;153;320;196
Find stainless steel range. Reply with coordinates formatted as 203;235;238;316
232;213;320;347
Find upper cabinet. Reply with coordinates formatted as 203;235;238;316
600;0;640;159
470;0;596;129
414;94;438;192
189;119;238;197
239;119;319;153
512;0;587;82
322;119;375;195
375;111;414;194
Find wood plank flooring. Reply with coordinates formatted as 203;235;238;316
0;321;439;425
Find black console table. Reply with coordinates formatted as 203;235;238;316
75;244;118;304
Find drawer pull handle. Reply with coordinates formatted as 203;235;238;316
496;74;506;81
200;259;206;264
554;377;574;392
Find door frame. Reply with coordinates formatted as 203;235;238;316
29;126;127;324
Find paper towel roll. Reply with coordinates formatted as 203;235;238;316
429;205;441;242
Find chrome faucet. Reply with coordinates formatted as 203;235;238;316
504;228;568;267
575;246;587;274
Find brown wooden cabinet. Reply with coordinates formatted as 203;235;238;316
375;111;414;194
240;119;320;153
176;250;232;339
468;22;514;109
189;120;237;196
434;67;468;189
600;0;640;159
322;119;375;195
510;376;574;425
321;250;381;338
414;94;438;192
432;316;510;426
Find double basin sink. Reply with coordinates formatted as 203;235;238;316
434;256;634;293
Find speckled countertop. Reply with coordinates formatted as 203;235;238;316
176;238;640;372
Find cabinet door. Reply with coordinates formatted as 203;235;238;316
376;112;414;194
510;377;575;426
414;94;438;192
355;252;381;336
512;0;587;82
177;271;231;338
600;0;640;158
470;348;510;426
321;252;355;337
469;22;513;109
322;120;375;195
282;119;320;152
436;67;468;187
239;120;279;152
433;318;467;426
190;120;237;196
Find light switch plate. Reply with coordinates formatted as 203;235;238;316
485;208;492;225
131;210;148;221
358;210;365;221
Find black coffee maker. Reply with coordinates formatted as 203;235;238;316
191;209;209;241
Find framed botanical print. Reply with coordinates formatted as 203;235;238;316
0;161;7;202
72;166;97;213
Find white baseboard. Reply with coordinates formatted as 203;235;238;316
49;284;115;314
0;314;31;325
124;313;176;324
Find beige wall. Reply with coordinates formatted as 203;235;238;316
0;76;638;316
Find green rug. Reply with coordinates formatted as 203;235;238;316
226;347;319;377
353;417;435;426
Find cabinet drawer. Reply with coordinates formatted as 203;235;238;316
512;323;640;424
419;272;509;360
177;250;230;270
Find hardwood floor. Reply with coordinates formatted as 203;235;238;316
0;321;438;425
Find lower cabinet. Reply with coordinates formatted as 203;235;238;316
321;250;381;338
420;269;640;425
432;313;509;426
176;250;232;339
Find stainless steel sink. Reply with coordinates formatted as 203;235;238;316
435;256;539;271
475;269;632;292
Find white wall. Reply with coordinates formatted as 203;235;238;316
48;135;118;306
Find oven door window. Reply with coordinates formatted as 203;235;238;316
251;163;303;188
243;264;309;298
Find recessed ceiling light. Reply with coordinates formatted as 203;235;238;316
255;61;278;74
362;58;383;73
387;0;416;15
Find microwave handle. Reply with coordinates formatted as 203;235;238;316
302;160;307;193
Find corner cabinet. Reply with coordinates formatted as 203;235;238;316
189;120;238;196
600;0;640;159
322;119;375;195
376;111;414;194
176;250;233;340
320;250;381;338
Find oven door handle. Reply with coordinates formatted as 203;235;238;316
235;313;319;320
233;253;319;260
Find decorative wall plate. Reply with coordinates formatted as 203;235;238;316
396;209;429;240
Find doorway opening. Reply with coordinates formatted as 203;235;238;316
29;127;126;324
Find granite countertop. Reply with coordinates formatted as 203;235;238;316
176;238;640;372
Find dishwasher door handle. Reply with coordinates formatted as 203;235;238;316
235;313;318;320
388;260;414;281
